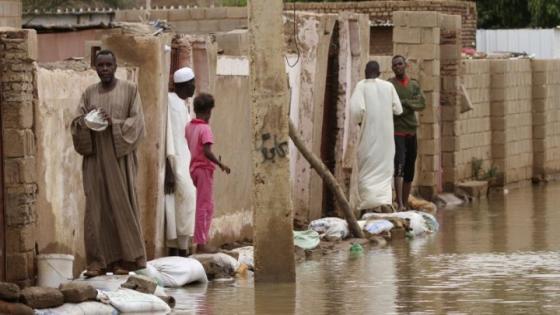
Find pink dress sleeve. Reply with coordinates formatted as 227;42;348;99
200;125;214;145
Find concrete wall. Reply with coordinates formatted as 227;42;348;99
452;60;492;185
208;69;253;246
1;28;37;287
34;65;134;275
36;29;110;62
0;0;21;28
532;60;560;180
116;7;247;34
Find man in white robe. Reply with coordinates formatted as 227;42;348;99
350;60;403;212
165;67;197;256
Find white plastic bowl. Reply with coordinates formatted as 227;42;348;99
85;109;108;131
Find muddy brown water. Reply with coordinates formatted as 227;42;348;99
169;183;560;314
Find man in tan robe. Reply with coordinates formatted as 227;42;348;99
71;50;146;277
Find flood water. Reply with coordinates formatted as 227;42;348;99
170;183;560;314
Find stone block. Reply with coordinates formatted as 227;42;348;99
440;14;462;31
219;19;247;32
532;60;549;72
59;283;98;303
5;225;34;253
149;9;168;21
395;43;439;60
168;9;192;21
456;180;488;198
5;185;36;227
121;275;157;294
392;11;409;27
3;129;34;158
407;11;439;28
393;27;421;44
422;28;440;44
215;30;248;55
533;85;549;98
20;287;64;309
205;7;227;19
0;301;33;315
171;20;199;33
198;20;220;33
0;282;20;301
190;8;206;20
226;7;247;19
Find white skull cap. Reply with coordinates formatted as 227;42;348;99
173;67;195;83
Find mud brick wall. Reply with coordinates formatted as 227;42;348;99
115;7;247;34
287;1;477;48
1;29;38;286
532;60;560;180
490;60;533;185
393;11;442;197
452;60;492;186
0;0;21;28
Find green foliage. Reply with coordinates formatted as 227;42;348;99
471;157;498;181
478;0;560;29
221;0;247;6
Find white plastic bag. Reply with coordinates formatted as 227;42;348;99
231;246;254;270
363;219;394;235
35;302;117;315
145;257;208;288
361;211;432;236
97;288;171;314
309;217;349;240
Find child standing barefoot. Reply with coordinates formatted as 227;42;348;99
185;93;230;253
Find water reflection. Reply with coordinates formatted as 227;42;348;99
170;183;560;314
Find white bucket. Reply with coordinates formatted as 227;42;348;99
37;254;74;288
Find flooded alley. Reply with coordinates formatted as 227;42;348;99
170;183;560;314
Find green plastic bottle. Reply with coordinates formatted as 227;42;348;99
350;243;364;253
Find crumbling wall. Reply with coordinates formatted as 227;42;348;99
532;60;560;180
334;12;369;213
453;60;492;185
34;65;135;275
490;60;533;185
0;0;21;28
1;29;37;287
284;12;337;222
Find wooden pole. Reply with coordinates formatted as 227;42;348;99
289;120;364;239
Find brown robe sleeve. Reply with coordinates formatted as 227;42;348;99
112;85;145;158
71;92;95;156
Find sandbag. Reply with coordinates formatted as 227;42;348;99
191;253;240;280
35;301;117;315
97;288;171;314
231;246;254;270
143;257;208;288
363;219;394;235
309;217;349;241
362;211;433;236
293;230;320;250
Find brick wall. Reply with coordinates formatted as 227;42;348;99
490;60;533;185
287;1;477;48
1;29;38;287
452;60;492;186
0;0;21;28
532;60;560;180
393;11;442;197
369;55;393;79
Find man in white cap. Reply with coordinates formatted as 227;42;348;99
164;67;197;256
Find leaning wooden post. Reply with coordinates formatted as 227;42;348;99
249;0;296;282
289;120;364;239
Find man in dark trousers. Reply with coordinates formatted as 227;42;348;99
389;55;426;211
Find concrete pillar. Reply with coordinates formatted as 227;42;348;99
393;11;442;198
248;0;295;282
